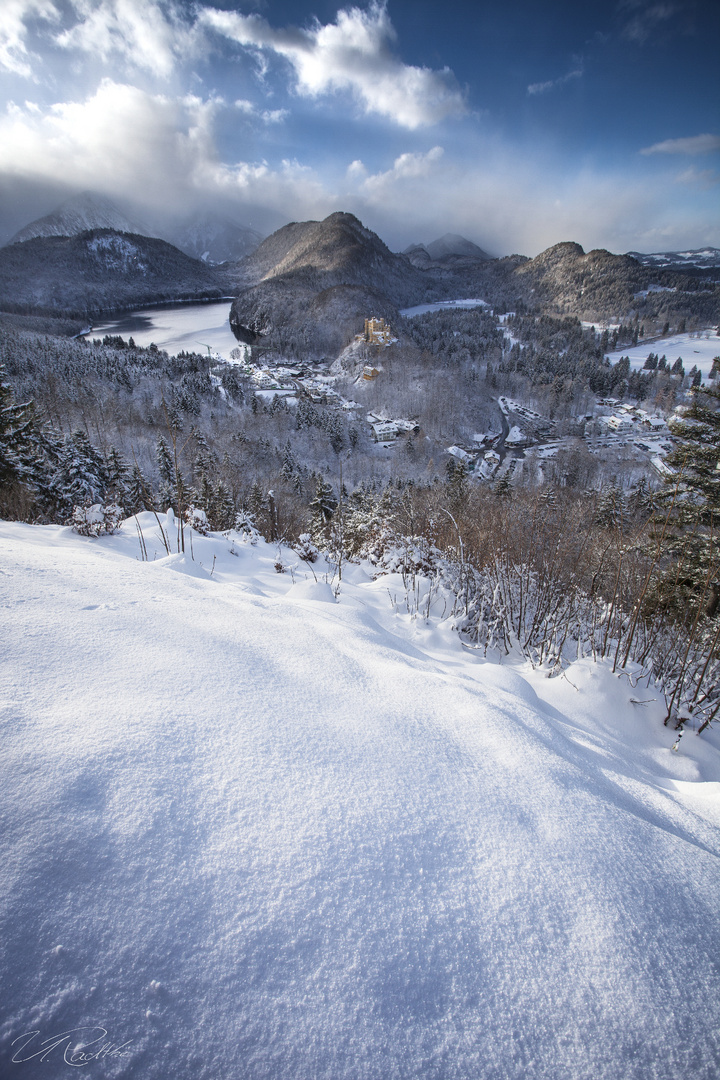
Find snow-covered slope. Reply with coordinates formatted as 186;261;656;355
627;247;720;270
167;214;264;264
7;192;149;245
1;516;719;1079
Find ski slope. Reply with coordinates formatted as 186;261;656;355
1;517;719;1079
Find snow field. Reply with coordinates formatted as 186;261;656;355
399;299;489;318
91;301;237;358
606;328;720;378
1;516;719;1079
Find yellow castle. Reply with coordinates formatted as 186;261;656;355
363;317;393;345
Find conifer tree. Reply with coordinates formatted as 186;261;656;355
594;485;626;531
191;428;215;480
126;464;155;514
280;440;297;481
494;469;512;499
106;447;130;506
446;458;469;509
310;477;337;543
50;430;109;518
660;385;720;617
210;480;236;531
156;436;174;487
0;367;38;492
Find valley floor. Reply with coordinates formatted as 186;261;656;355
1;517;719;1079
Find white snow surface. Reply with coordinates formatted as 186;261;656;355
400;299;489;317
1;515;720;1079
92;301;237;358
607;329;720;378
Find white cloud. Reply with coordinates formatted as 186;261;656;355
621;2;679;44
346;159;368;181
0;80;331;219
641;133;720;156
0;0;58;77
234;99;288;124
54;0;199;79
342;146;719;257
357;146;444;196
675;166;720;188
1;79;715;260
527;65;583;96
201;2;466;129
1;81;219;205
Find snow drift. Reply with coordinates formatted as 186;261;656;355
1;515;719;1079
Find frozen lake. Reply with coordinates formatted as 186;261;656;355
607;328;720;378
91;300;238;358
400;298;489;317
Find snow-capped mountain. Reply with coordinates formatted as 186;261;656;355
166;213;264;264
627;247;720;270
7;192;150;245
403;233;493;266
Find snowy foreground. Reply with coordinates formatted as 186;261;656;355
1;516;720;1080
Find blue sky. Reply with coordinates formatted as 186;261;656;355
0;0;718;254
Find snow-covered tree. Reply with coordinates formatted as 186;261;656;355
50;430;109;519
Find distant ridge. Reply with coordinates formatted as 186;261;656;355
511;242;720;323
8;192;150;245
403;233;492;268
626;248;720;271
166;213;264;265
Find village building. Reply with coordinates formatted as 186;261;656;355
446;446;475;466
372;421;398;442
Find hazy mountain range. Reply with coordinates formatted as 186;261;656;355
626;248;720;271
1;194;718;348
403;234;493;267
167;214;265;265
5;192;265;267
229;215;720;354
8;192;149;245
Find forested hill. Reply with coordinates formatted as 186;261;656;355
228;213;720;359
511;242;720;325
234;211;427;301
0;230;226;319
229;211;435;355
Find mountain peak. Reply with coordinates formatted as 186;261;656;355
425;233;491;260
165;212;264;264
402;233;492;266
8;192;149;245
